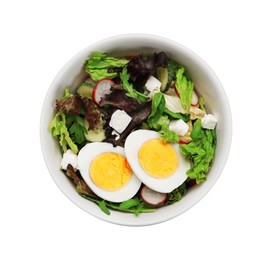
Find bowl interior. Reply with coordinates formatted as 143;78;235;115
40;34;232;226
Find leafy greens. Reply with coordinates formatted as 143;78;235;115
180;119;216;184
48;111;78;154
176;67;194;112
146;92;179;143
120;67;148;103
85;52;129;81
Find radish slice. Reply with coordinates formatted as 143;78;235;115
178;139;189;145
92;78;115;105
191;90;199;106
140;186;167;205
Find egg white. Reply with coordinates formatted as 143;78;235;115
77;142;141;203
124;130;190;193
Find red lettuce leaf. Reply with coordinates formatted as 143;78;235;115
100;89;142;113
65;164;98;197
56;95;82;115
127;52;168;92
81;98;101;130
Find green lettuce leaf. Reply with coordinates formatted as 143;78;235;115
180;119;216;184
147;92;165;128
146;93;179;143
85;52;129;81
157;116;179;143
176;67;194;112
165;183;187;205
67;115;87;144
48;111;78;154
120;67;148;103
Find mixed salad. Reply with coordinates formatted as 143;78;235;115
49;51;217;215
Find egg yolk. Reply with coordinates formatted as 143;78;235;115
89;152;132;191
138;139;178;178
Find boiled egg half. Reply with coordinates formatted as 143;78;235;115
78;142;141;202
125;130;190;193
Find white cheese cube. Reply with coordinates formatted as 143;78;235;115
145;76;161;92
61;149;78;170
201;114;218;129
109;109;132;134
169;119;189;136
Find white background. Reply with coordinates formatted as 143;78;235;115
1;0;271;259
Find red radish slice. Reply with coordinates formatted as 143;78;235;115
92;78;115;105
140;186;167;205
191;90;199;106
179;139;189;145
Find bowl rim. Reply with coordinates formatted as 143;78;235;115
40;33;232;226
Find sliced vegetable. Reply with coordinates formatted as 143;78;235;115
156;67;168;92
191;90;199;106
85;128;106;142
179;139;189;144
140;186;167;205
92;78;115;105
77;83;94;98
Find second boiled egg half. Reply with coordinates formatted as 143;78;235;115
125;130;190;193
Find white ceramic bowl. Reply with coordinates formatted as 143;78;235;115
40;34;232;226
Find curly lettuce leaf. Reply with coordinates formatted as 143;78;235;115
176;67;194;112
180;119;216;184
85;52;129;81
48;111;78;154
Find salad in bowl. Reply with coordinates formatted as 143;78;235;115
48;51;217;216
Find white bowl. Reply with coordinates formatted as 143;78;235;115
40;34;232;226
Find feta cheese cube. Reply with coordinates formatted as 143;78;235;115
201;114;218;129
61;149;78;170
109;109;132;134
145;76;161;92
169;119;189;136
